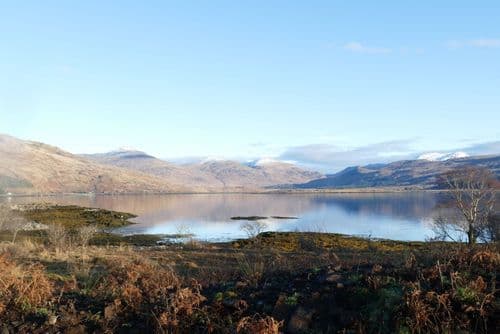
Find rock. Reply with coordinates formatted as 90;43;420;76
287;307;314;334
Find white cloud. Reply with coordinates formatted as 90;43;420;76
279;140;417;172
470;38;500;48
463;141;500;155
447;38;500;49
164;140;500;173
343;42;391;54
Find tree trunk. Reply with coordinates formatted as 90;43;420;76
467;226;476;245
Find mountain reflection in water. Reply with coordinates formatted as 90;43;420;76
3;193;442;241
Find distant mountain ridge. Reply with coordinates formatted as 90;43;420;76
83;150;323;190
294;155;500;189
0;134;187;195
2;133;499;194
0;134;322;194
417;151;469;161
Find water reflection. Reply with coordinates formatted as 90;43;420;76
2;193;441;241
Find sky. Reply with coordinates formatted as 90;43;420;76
1;1;499;172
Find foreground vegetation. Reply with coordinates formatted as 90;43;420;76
0;205;498;333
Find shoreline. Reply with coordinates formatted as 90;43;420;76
0;187;450;198
1;204;498;333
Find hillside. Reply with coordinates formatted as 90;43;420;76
84;152;323;190
6;133;497;193
295;155;500;189
0;134;187;195
82;150;223;189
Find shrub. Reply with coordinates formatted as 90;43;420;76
92;259;205;332
0;254;54;316
236;252;266;287
403;248;499;333
74;225;98;248
46;223;69;251
241;220;268;239
236;314;283;334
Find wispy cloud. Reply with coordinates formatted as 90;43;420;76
470;38;500;48
278;140;500;173
447;38;500;49
279;139;417;172
343;41;392;54
164;140;500;173
462;140;500;155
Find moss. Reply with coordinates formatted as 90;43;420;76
231;216;268;221
234;232;426;253
284;292;300;306
455;286;479;304
90;233;162;246
18;205;136;229
0;230;46;243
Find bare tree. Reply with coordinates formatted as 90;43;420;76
74;225;98;248
0;204;15;231
485;212;500;243
241;220;268;239
47;223;69;251
0;205;28;243
436;167;497;245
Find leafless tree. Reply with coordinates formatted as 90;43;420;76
485;213;500;243
0;204;28;243
0;204;15;231
241;220;268;239
47;223;69;251
74;225;98;248
434;167;497;245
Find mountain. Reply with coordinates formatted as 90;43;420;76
81;149;221;188
0;134;187;195
0;134;322;194
84;151;323;190
417;151;469;161
295;155;500;189
189;159;323;188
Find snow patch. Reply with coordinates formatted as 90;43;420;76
418;151;469;161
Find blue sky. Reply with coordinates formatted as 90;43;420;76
1;1;499;171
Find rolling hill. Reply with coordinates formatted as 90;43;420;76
83;151;323;190
3;133;498;194
0;134;322;194
0;134;187;195
294;155;500;189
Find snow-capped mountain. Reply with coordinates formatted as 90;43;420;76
294;154;500;189
417;151;469;161
246;158;296;167
83;150;323;191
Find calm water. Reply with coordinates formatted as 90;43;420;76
2;193;443;242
